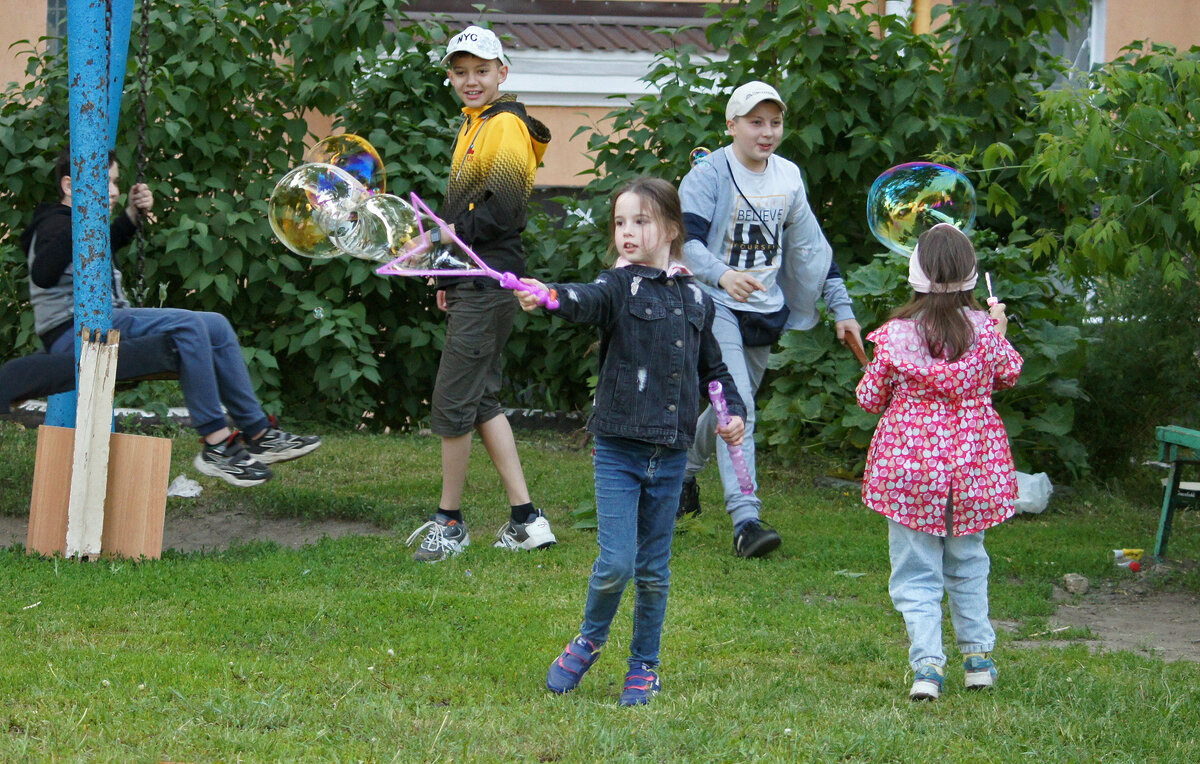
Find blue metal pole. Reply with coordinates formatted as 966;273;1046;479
48;0;133;428
108;0;135;143
49;0;116;429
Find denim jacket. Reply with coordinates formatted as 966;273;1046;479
550;264;746;449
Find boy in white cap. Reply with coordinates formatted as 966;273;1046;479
676;80;862;557
406;26;556;562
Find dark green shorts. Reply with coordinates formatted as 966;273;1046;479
430;284;519;437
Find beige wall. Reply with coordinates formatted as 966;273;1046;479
1;1;48;91
527;106;611;188
1106;0;1200;56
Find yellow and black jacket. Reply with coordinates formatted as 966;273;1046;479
442;94;551;281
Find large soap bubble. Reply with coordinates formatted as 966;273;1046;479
304;134;386;195
867;162;976;255
268;163;369;259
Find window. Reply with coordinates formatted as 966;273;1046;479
46;0;68;53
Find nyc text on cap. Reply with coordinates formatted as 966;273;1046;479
441;26;510;68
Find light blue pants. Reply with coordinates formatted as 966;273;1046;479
685;302;769;530
887;519;996;670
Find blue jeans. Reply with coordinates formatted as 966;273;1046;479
51;307;269;438
686;302;768;530
580;436;686;669
887;519;996;670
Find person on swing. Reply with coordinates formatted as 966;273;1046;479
20;145;321;487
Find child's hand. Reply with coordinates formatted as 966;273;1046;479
717;415;745;446
514;278;548;311
125;183;153;224
717;270;766;303
989;301;1008;337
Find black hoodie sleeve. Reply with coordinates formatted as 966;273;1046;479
29;208;140;289
29;211;74;289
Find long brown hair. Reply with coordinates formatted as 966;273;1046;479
606;176;684;263
891;225;980;361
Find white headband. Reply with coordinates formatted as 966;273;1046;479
907;224;977;294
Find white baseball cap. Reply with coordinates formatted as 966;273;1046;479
725;81;787;121
440;26;510;68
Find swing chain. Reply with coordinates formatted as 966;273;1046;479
132;0;152;306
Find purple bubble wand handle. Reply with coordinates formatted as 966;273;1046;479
708;380;754;495
498;272;559;310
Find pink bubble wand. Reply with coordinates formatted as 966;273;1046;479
985;272;997;306
375;192;559;309
708;380;754;495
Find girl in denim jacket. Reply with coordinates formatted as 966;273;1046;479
856;223;1022;701
515;177;746;706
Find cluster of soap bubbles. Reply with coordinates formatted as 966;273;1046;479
866;162;976;255
268;135;467;270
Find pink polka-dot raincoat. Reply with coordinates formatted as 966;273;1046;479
856;310;1023;537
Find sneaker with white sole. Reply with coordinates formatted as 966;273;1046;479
242;418;322;464
193;435;273;487
909;664;945;701
406;514;470;563
963;653;997;690
494;510;557;550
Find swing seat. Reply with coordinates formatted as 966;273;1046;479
0;333;179;415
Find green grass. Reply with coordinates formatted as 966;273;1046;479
0;420;1198;761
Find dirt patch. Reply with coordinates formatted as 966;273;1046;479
0;511;390;554
1008;572;1200;663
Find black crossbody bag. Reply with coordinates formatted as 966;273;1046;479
725;152;790;346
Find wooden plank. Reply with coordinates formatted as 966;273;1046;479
26;426;73;556
28;426;170;560
65;327;120;558
1156;425;1200;452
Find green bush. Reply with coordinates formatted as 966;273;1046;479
760;226;1089;479
579;0;1093;477
1072;272;1200;478
2;0;1156;481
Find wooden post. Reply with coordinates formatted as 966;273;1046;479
65;327;119;557
28;327;172;560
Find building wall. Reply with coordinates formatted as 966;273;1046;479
1;1;48;91
4;0;1199;189
1106;0;1200;58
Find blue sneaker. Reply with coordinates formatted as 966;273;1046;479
618;662;661;706
909;664;944;701
963;653;997;690
546;635;601;694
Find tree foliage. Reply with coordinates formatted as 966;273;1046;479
3;0;1160;480
1024;44;1200;286
583;0;1092;477
1017;44;1200;477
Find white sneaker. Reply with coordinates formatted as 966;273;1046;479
494;511;557;551
909;665;944;701
406;514;470;562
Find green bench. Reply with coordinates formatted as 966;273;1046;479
1154;425;1200;558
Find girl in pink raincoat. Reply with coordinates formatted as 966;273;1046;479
856;223;1022;702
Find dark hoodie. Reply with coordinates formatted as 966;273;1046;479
20;202;137;348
